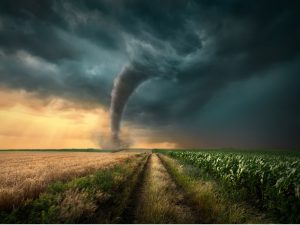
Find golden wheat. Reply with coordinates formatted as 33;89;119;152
0;152;136;210
59;188;97;222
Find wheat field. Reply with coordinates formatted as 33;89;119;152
0;152;136;210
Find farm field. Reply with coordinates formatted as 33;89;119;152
0;149;299;223
160;150;300;223
0;151;137;211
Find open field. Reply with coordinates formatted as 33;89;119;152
0;149;299;223
161;150;300;223
0;153;148;223
0;152;137;211
0;149;118;153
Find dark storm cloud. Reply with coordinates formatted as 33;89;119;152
0;0;299;147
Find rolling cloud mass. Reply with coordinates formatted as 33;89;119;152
0;0;299;148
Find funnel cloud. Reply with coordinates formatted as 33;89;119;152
110;65;150;145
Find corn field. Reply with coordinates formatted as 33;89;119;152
166;151;300;223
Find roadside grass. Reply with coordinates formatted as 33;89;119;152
0;153;148;224
159;154;271;224
135;154;195;224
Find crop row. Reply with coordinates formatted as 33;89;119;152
165;151;300;223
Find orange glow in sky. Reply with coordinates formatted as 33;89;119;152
0;88;177;149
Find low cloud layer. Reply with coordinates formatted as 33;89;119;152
0;0;299;148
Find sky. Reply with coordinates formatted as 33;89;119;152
0;0;299;149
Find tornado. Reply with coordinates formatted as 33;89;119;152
110;64;149;146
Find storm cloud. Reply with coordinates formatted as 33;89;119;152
0;0;299;148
